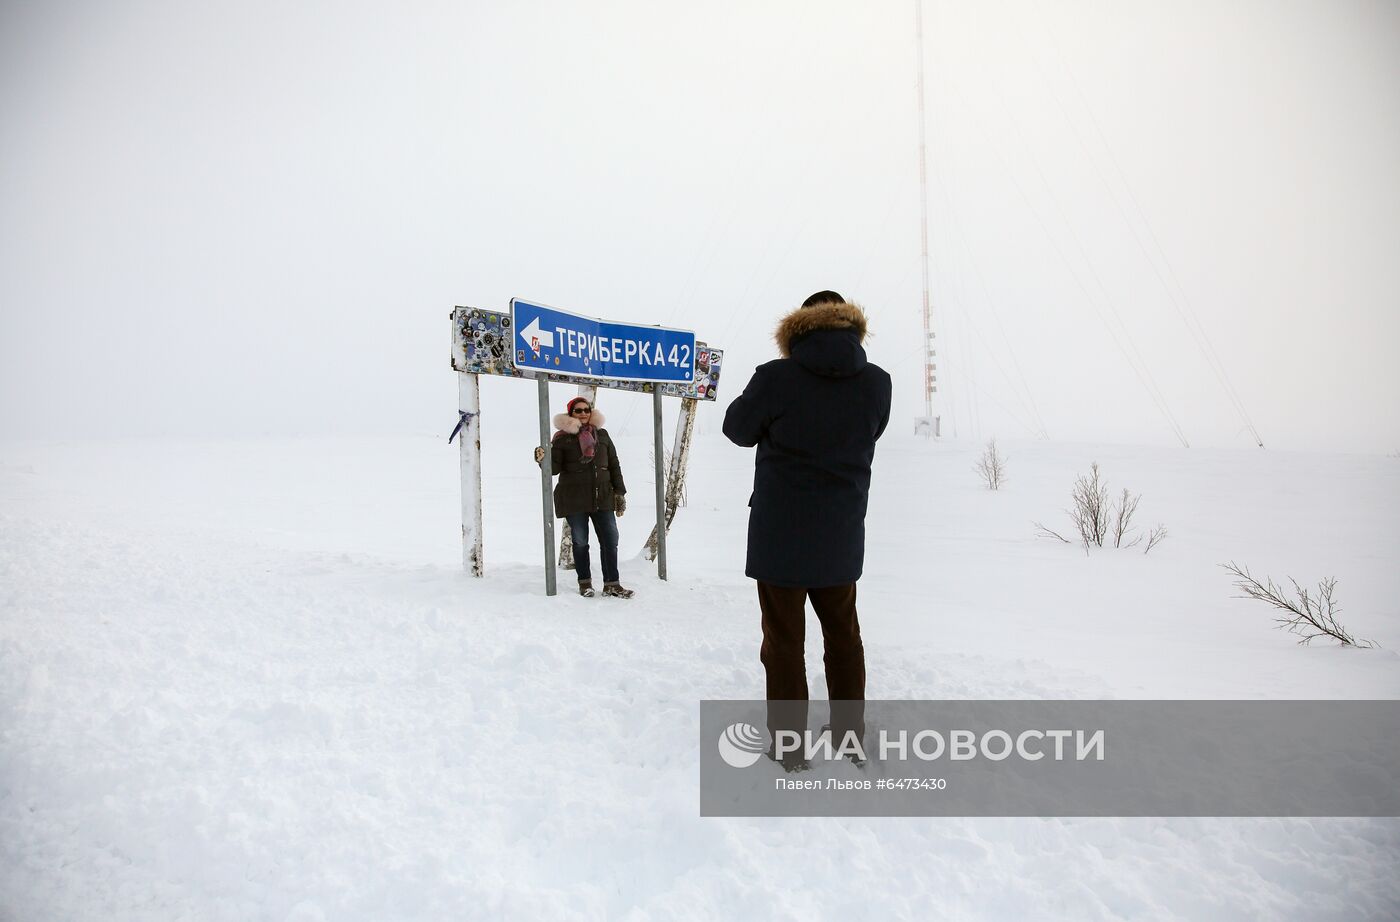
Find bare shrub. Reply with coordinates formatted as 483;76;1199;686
1112;487;1141;548
649;447;688;507
1035;462;1166;555
975;439;1007;490
1222;562;1377;647
1071;462;1110;549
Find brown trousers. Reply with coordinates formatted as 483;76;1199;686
758;581;866;749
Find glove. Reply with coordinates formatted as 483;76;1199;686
534;446;546;463
614;494;626;517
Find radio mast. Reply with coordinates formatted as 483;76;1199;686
914;0;940;437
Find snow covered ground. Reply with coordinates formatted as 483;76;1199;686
2;428;1398;921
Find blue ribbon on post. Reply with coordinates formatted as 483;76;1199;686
448;410;476;444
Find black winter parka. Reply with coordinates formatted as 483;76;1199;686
722;301;892;587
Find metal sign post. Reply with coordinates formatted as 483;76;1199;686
652;386;667;580
457;372;483;576
536;375;557;596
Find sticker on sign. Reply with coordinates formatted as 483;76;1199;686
511;298;697;384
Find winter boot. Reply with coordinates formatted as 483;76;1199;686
821;723;868;767
601;581;634;599
578;580;595;598
766;742;812;774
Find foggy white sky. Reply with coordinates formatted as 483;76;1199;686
2;0;1398;452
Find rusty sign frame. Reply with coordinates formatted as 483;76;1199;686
451;305;722;596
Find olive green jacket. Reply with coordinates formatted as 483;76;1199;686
541;410;626;517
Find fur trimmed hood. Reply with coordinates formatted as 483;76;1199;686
774;301;869;357
552;408;607;436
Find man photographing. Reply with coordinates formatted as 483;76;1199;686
722;290;893;770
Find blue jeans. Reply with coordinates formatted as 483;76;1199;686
566;510;619;584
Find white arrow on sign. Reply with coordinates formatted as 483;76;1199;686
518;316;555;352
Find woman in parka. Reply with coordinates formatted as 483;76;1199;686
533;396;633;598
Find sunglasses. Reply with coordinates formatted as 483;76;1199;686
571;407;593;415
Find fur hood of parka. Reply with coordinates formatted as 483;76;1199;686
773;300;871;380
551;409;607;439
774;301;869;357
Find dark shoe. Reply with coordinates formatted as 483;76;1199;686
578;580;595;598
765;742;811;773
601;582;634;599
820;723;868;767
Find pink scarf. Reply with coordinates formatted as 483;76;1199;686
577;424;597;460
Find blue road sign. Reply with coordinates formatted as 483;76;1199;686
510;298;697;384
